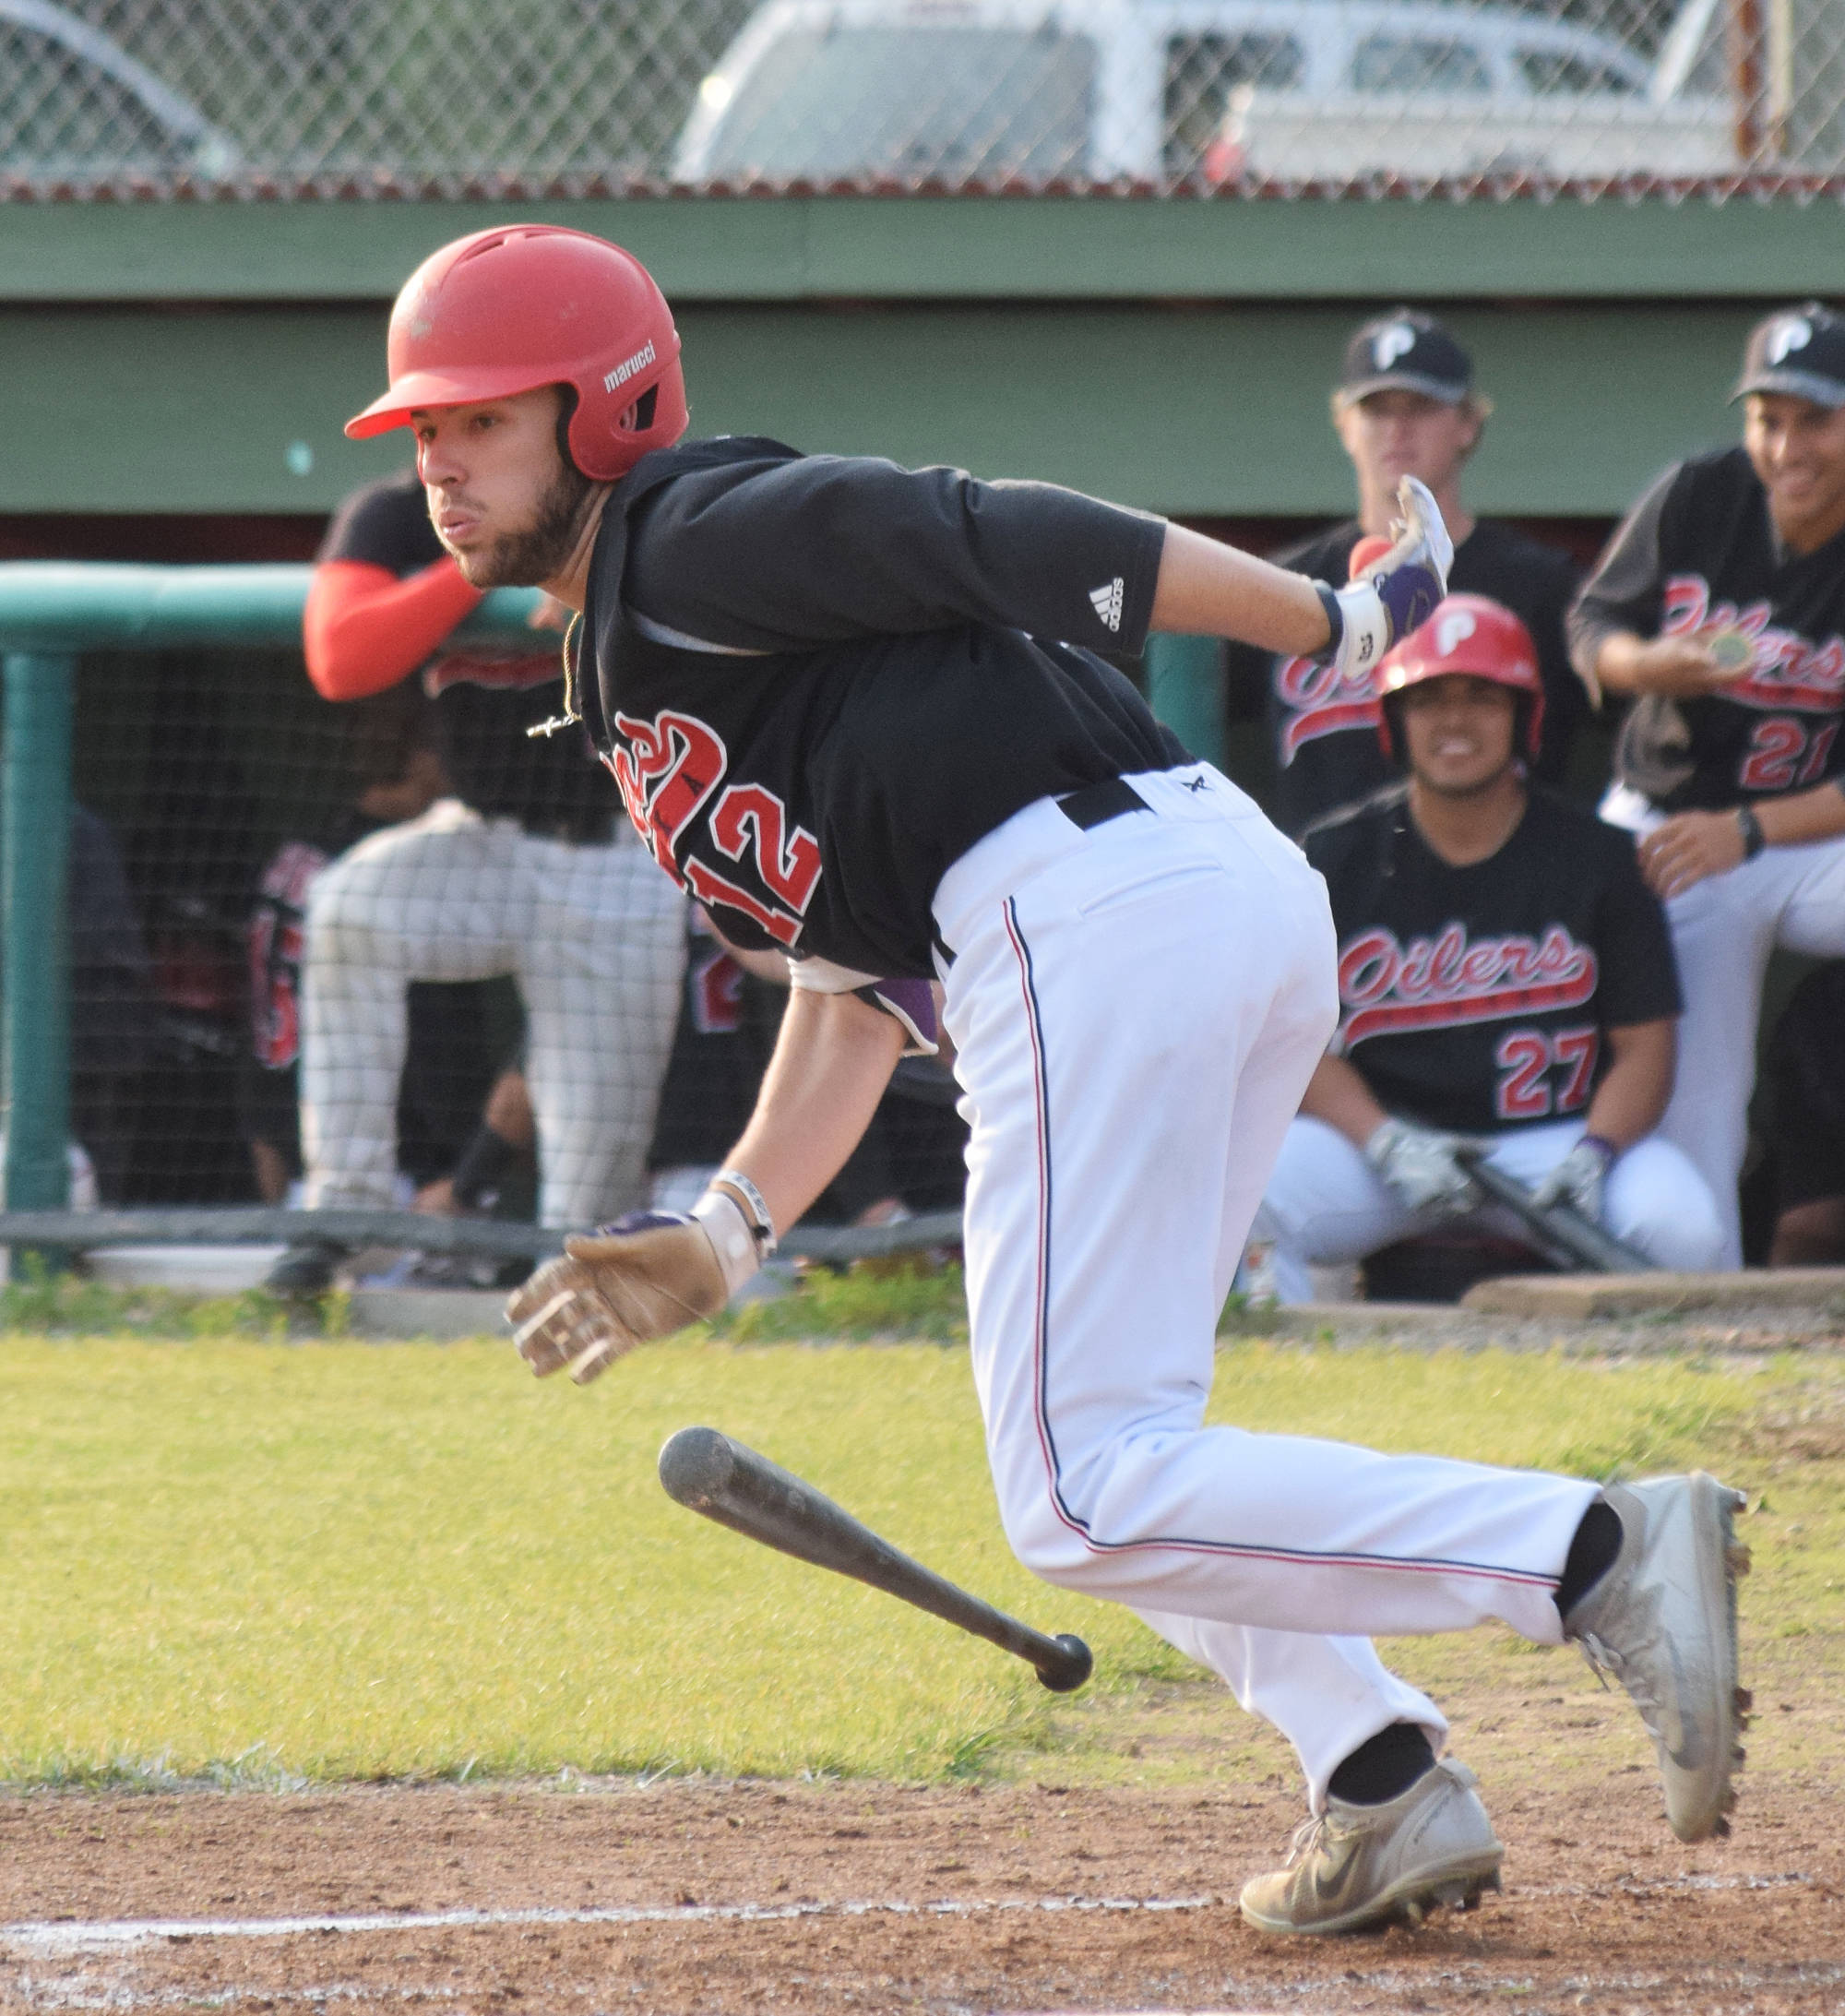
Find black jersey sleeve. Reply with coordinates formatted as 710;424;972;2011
1590;829;1682;1027
315;471;443;578
1566;463;1682;688
625;452;1168;659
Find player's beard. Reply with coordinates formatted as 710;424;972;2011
446;458;597;590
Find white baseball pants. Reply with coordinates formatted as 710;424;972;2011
301;798;685;1227
1253;1115;1726;1305
933;767;1600;1809
1604;782;1845;1267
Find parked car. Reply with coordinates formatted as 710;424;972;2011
672;0;1735;187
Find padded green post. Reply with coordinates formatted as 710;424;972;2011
2;651;73;1216
1143;632;1226;769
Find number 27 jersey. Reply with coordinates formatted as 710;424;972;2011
1303;785;1681;1135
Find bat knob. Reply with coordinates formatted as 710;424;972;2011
1035;1633;1092;1693
659;1426;736;1509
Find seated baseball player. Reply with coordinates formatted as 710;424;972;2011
1254;595;1725;1302
1568;302;1845;1269
278;466;686;1293
1212;309;1584;838
343;226;1749;1938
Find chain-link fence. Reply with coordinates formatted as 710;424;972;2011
4;0;1843;202
50;637;967;1278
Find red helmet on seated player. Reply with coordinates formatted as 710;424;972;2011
1375;593;1544;763
344;226;687;481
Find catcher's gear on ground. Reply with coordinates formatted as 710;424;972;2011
505;1189;758;1384
1375;592;1545;763
344;225;687;480
1323;476;1454;683
1529;1134;1615;1222
1562;1473;1751;1843
1363;1115;1480;1219
1238;1758;1503;1937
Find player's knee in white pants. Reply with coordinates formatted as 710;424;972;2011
1254;1115;1725;1302
1601;1137;1726;1272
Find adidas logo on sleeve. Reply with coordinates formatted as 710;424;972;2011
1089;577;1125;632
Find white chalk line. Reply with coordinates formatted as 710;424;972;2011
0;1892;1218;1958
0;1867;1821;1962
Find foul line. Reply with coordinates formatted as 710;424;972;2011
1;1870;1820;1962
0;1892;1218;1958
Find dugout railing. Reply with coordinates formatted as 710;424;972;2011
0;562;961;1270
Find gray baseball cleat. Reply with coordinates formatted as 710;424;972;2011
1238;1759;1504;1936
1563;1471;1752;1843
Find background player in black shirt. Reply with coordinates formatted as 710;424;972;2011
1225;309;1583;836
1568;302;1845;1266
342;225;1748;1934
1253;597;1723;1301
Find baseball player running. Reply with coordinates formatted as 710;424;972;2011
1252;595;1724;1302
1569;302;1845;1267
349;226;1748;1934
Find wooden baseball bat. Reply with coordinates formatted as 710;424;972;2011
658;1426;1092;1692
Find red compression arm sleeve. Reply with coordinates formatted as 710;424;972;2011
303;556;485;700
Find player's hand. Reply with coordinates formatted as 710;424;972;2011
412;1175;459;1216
1330;476;1454;680
1637;809;1747;899
1530;1136;1616;1223
505;1211;730;1384
1364;1116;1481;1219
1621;633;1748;699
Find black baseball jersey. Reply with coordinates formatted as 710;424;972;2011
1568;446;1845;811
1304;783;1680;1135
572;436;1178;978
319;472;616;842
645;907;777;1172
1229;518;1583;836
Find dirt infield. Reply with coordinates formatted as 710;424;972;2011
4;1754;1839;2014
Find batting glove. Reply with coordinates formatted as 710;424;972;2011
504;1190;761;1385
1530;1136;1617;1224
1322;476;1454;681
1364;1115;1482;1220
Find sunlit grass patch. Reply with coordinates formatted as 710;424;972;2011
1;1328;1836;1790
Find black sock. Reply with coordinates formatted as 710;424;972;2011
1327;1722;1437;1807
1554;1499;1624;1620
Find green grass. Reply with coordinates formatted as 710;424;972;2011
1;1317;1838;1790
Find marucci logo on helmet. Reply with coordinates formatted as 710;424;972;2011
344;225;688;483
603;340;658;396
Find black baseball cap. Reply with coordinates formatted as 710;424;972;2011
1732;303;1845;409
1337;309;1473;407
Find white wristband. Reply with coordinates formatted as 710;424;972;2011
1332;579;1391;676
691;1189;761;1299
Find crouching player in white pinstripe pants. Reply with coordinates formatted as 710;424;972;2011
351;223;1751;1938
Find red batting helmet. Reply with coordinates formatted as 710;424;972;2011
1376;593;1544;762
344;226;687;481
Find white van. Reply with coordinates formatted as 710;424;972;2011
672;0;1734;188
